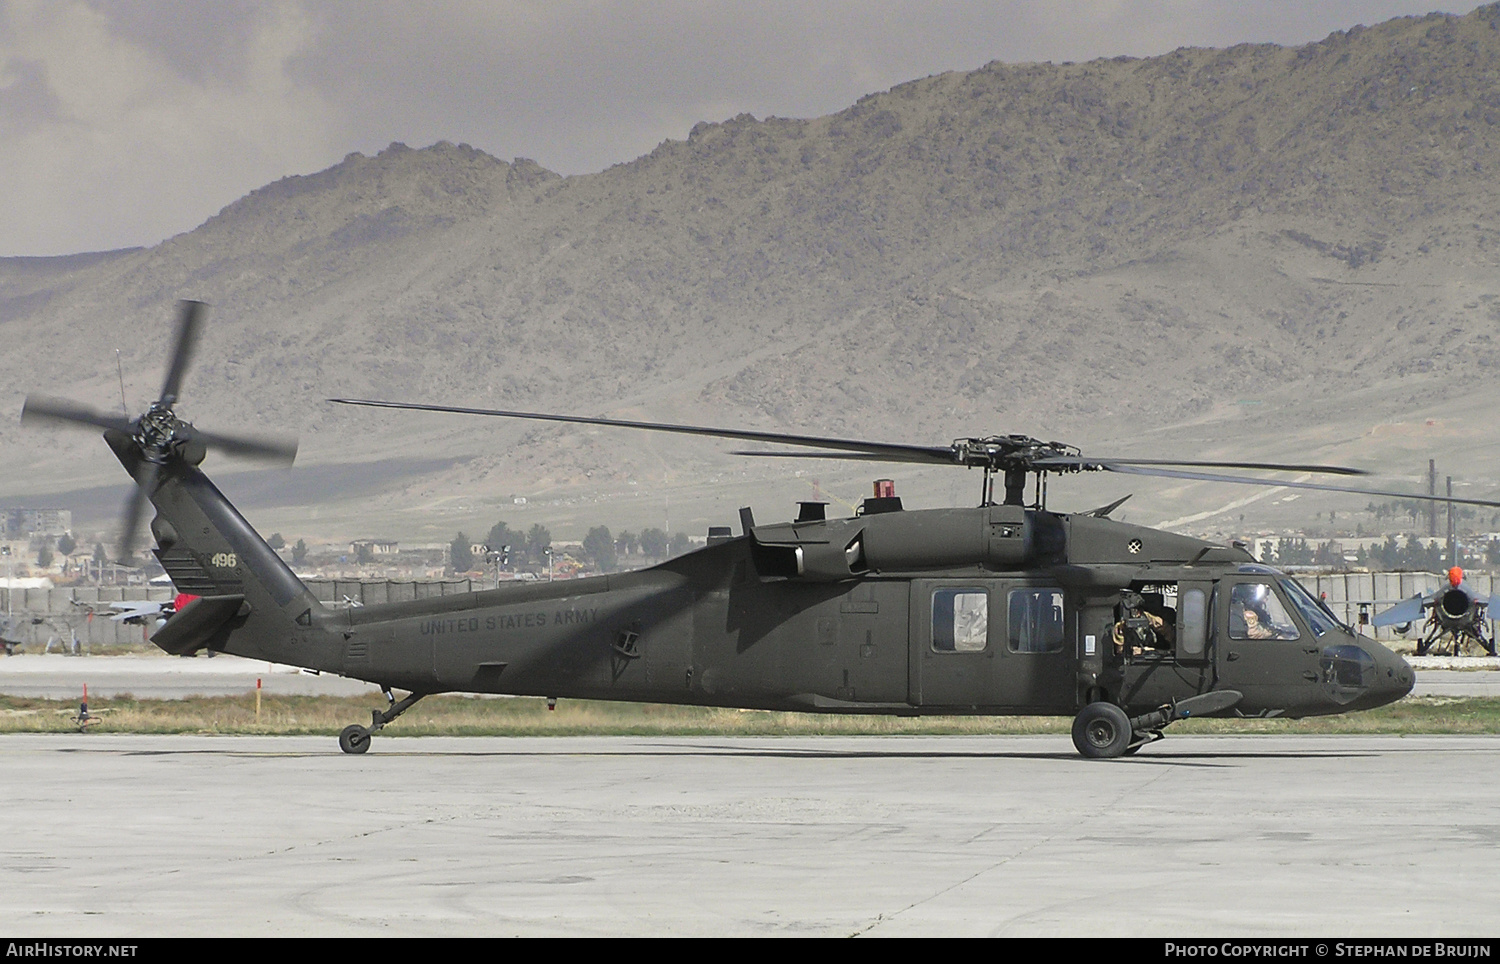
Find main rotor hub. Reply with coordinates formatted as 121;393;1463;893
951;435;1083;472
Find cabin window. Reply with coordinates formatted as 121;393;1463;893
1179;588;1207;657
1113;583;1178;659
932;589;988;652
1008;589;1065;653
1228;583;1300;640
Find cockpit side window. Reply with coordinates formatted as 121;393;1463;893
1228;583;1300;641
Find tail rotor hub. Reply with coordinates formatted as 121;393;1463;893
20;300;297;561
136;404;186;459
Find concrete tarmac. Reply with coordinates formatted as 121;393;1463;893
0;653;380;698
2;733;1499;937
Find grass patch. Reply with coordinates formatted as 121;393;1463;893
3;694;1500;737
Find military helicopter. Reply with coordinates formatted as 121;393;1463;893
23;302;1500;758
1373;566;1499;657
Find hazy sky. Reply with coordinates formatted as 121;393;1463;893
0;0;1487;257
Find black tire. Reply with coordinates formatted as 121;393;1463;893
1072;702;1133;759
339;724;371;754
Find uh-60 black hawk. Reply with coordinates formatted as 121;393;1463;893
24;302;1500;758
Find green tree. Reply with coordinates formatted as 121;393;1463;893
93;542;108;567
36;540;53;567
526;524;551;564
267;533;286;550
639;527;668;560
292;539;308;564
669;532;690;557
1378;535;1401;569
356;543;374;565
450;532;474;573
485;521;515;561
56;532;76;557
582;526;615;572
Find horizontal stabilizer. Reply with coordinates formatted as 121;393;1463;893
151;594;246;655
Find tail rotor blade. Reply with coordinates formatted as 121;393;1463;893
193;428;299;465
158;300;204;407
21;396;134;435
118;460;161;564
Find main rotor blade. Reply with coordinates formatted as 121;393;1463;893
158;300;205;407
1103;464;1500;508
21;396;135;434
192;428;299;465
1035;456;1368;477
735;450;1373;476
330;398;954;463
729;449;954;464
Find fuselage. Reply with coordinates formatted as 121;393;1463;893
133;450;1413;724
297;524;1413;720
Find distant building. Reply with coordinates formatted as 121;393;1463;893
2;509;72;538
350;539;399;556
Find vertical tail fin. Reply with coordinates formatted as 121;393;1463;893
109;432;332;665
22;302;319;662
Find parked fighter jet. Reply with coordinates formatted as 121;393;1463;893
1373;566;1499;656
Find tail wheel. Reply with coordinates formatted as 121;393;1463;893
338;725;371;754
1072;702;1133;759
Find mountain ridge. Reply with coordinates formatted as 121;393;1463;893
4;4;1500;541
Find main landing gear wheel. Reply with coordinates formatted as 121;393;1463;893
339;724;371;754
1072;702;1133;759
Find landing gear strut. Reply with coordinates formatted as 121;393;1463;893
339;688;426;754
1070;690;1243;759
1414;621;1498;657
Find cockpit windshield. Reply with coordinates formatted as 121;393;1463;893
1229;582;1300;640
1280;578;1343;639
